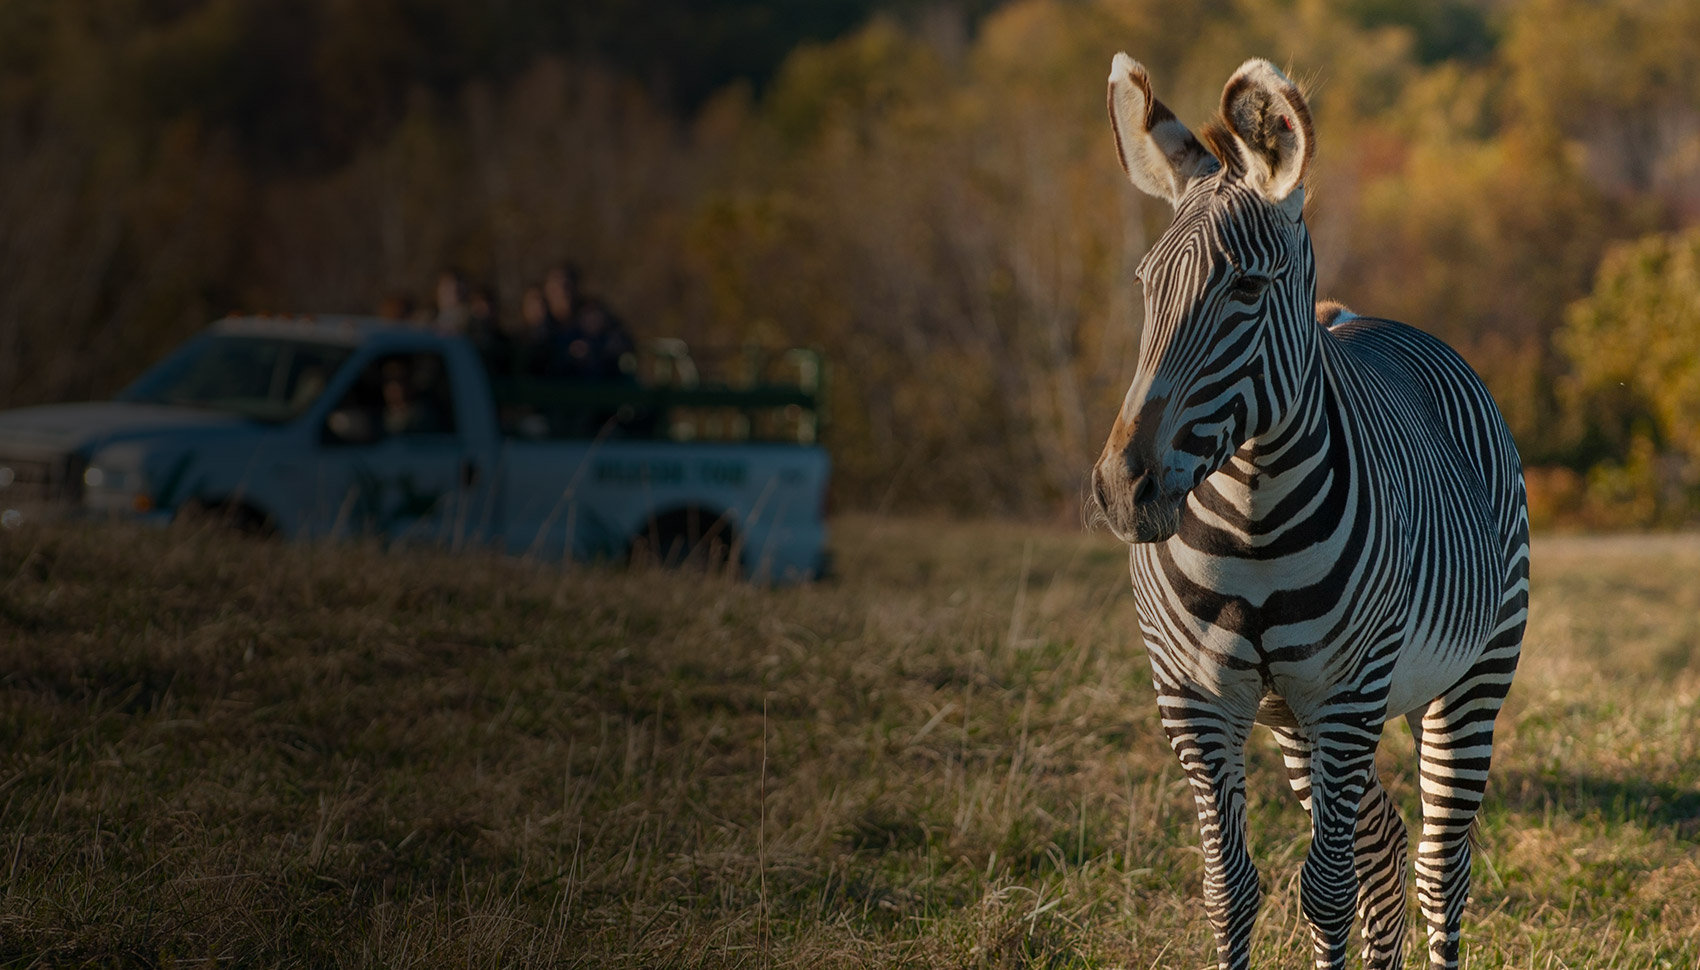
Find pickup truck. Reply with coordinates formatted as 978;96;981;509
0;316;831;581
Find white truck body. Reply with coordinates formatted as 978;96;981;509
0;317;830;581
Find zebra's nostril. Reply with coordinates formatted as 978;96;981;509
1131;470;1157;506
1092;469;1111;512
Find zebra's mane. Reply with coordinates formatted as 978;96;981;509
1315;300;1356;329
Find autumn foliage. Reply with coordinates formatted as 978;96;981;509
3;0;1699;522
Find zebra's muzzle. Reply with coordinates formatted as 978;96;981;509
1090;463;1181;544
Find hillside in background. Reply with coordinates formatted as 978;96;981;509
3;0;1700;524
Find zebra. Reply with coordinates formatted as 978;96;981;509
1088;55;1529;970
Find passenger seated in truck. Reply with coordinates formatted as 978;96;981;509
552;297;634;382
541;263;581;332
433;268;470;335
512;286;551;378
463;283;513;376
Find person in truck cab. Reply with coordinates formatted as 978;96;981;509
325;355;454;442
380;360;420;436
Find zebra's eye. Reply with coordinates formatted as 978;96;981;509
1230;275;1270;301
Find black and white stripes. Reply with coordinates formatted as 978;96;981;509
1092;55;1528;970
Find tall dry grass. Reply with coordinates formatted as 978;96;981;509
2;517;1699;966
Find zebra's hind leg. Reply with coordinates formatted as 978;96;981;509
1410;644;1518;969
1271;726;1408;970
1354;768;1409;968
1160;686;1260;970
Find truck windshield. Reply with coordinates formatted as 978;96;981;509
120;335;355;422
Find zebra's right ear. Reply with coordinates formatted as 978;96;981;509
1107;53;1218;207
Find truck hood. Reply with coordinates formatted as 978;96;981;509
0;402;247;456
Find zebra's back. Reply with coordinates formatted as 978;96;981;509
1324;311;1525;555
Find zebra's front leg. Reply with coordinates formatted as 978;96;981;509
1295;713;1382;969
1271;725;1408;970
1159;685;1261;970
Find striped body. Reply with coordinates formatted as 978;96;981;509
1093;56;1528;970
1132;308;1526;727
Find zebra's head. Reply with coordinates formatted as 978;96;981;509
1091;55;1317;544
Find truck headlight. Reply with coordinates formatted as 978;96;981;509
81;463;149;511
85;465;139;491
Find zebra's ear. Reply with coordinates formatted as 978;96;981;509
1107;53;1218;207
1218;58;1313;217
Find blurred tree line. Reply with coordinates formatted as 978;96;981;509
3;0;1699;525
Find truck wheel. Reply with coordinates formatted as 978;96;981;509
177;500;276;538
630;507;736;572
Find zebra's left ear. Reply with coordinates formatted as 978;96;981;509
1219;59;1313;219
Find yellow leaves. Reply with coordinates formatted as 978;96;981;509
764;18;945;148
1389;61;1497;146
1506;0;1700;130
1504;0;1700;197
1563;228;1700;466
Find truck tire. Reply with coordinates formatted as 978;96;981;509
177;499;277;538
630;507;736;572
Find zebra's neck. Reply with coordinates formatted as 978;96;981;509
1188;307;1344;549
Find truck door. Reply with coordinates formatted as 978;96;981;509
314;350;490;545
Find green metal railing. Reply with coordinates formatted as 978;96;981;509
490;343;825;444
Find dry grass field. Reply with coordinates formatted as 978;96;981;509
2;515;1699;968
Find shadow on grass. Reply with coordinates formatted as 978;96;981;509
1494;768;1700;838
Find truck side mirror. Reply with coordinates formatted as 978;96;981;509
323;408;381;446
